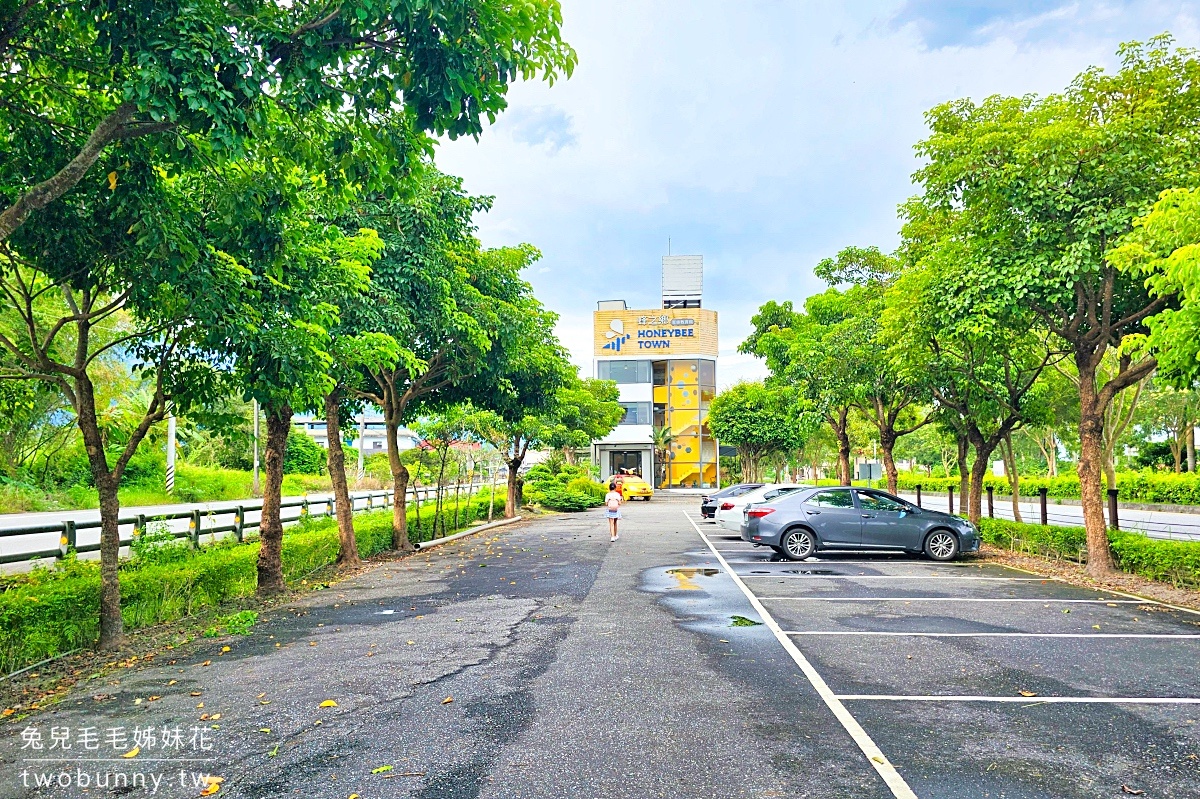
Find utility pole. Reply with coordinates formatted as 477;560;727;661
165;414;177;494
357;413;366;485
252;399;260;495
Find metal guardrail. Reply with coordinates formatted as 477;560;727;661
905;484;1200;542
0;483;485;566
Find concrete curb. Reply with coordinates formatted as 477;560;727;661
413;515;523;551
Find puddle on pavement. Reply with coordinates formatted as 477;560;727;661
781;569;838;575
665;567;720;591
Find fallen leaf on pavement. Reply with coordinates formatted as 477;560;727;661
1122;787;1145;795
257;693;266;699
372;765;393;774
168;680;178;686
221;646;230;653
190;692;202;697
122;746;140;758
1018;691;1037;697
259;728;271;733
210;713;221;720
320;700;338;708
441;696;454;705
202;660;212;666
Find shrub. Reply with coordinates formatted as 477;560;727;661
977;517;1200;589
283;430;326;475
896;470;1200;506
566;477;606;501
538;486;601;512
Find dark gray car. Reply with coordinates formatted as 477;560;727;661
740;486;980;561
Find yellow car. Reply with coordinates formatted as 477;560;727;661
620;476;653;501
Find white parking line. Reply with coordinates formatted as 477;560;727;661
785;631;1200;639
836;694;1200;704
759;597;1142;603
735;573;1058;581
682;511;918;799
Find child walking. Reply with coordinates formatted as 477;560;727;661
604;481;623;542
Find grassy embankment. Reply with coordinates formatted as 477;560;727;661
0;489;504;675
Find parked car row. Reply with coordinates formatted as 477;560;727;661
699;483;979;561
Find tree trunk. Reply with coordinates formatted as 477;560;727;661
1047;432;1058;478
880;431;898;494
75;376;124;650
1188;423;1196;473
324;389;359;567
1171;438;1183;473
257;407;292;595
955;431;970;507
966;450;990;525
505;456;523;518
384;417;414;552
830;409;851;485
1002;433;1023;524
1077;363;1116;575
436;446;449;537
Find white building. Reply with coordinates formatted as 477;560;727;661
591;256;719;488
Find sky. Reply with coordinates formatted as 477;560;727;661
435;1;1200;388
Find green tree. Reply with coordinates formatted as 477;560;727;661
706;383;805;483
544;376;623;462
740;300;857;483
0;0;576;242
904;38;1200;571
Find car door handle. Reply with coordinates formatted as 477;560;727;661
861;514;872;518
806;509;821;515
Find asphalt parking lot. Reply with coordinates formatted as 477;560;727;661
3;500;1198;799
683;509;1200;798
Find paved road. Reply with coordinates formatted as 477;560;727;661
897;491;1200;542
3;498;1198;797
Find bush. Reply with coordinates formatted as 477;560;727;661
538;486;600;512
566;477;606;501
284;430;326;475
977;517;1200;589
896;470;1200;506
0;506;408;674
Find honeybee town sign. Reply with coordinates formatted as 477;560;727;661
593;309;718;356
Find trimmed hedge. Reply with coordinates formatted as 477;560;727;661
978;517;1200;589
0;492;497;675
897;471;1200;506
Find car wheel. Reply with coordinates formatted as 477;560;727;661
779;529;815;561
924;530;959;561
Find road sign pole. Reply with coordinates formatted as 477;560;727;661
165;414;177;494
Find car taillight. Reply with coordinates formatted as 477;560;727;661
746;508;775;518
720;501;735;510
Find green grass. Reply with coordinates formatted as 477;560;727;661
0;489;505;675
977;517;1200;589
0;465;338;514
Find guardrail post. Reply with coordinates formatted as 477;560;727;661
1107;488;1119;530
59;520;76;558
1039;488;1048;526
915;485;922;508
326;498;334;517
189;510;201;549
234;506;245;543
986;486;994;518
947;486;954;515
367;493;374;511
301;498;310;518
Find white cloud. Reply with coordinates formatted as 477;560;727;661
435;1;1200;386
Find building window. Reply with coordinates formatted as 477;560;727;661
618;402;651;425
598;360;652;383
309;422;326;431
652;360;667;386
366;423;386;431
